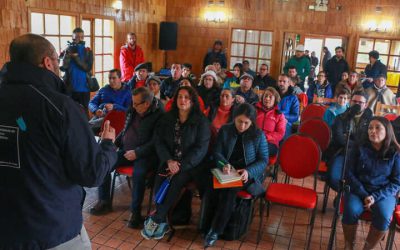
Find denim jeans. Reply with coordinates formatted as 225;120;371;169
342;192;396;231
327;154;345;192
47;226;91;250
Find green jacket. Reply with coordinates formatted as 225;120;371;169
283;55;311;81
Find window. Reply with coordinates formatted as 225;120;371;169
356;37;400;87
30;12;76;55
230;29;273;71
83;18;115;87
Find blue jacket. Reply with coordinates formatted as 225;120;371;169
347;145;400;202
278;87;299;126
214;123;269;183
203;50;227;69
323;103;348;127
306;81;333;104
365;60;387;79
88;84;132;114
0;62;117;249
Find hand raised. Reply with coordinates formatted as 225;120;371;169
101;120;116;142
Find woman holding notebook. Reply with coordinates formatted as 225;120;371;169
204;103;269;247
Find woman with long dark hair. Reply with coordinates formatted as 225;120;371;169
141;86;211;240
223;63;243;89
197;70;221;110
203;103;268;247
342;117;400;249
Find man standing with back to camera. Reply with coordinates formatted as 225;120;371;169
0;33;117;249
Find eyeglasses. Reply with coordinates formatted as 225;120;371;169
351;100;366;105
109;76;118;80
132;100;146;107
317;75;325;77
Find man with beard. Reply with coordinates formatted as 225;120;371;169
277;74;299;139
325;46;350;91
120;32;145;82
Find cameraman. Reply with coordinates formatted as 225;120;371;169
60;27;93;111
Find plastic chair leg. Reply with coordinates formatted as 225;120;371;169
110;171;118;208
322;182;330;213
257;199;265;244
306;205;318;250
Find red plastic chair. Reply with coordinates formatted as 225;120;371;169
297;93;308;114
100;110;126;136
384;113;398;121
257;134;321;249
300;103;327;123
298;118;332;212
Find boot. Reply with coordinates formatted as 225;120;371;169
363;226;387;250
342;223;358;250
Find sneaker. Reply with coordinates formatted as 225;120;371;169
141;217;159;240
127;212;144;229
89;200;111;215
152;222;170;240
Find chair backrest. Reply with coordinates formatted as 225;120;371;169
375;101;400;117
278;133;321;179
312;94;335;105
300;103;327;122
101;110;126;135
297;93;308;113
298;118;331;152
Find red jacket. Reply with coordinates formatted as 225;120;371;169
256;102;287;147
119;45;145;82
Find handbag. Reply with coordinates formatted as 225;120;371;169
86;73;100;92
155;177;171;204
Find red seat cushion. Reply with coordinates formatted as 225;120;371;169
266;183;317;209
116;166;133;176
394;205;400;225
237;190;252;199
319;161;327;172
269;155;277;165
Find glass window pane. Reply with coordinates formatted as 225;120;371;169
231;43;244;56
245;58;257;71
388;56;400;71
260;31;272;45
375;40;390;54
232;29;245;43
60;15;75;35
103;55;113;71
356;53;369;69
246;30;259;43
95;19;102;36
31;12;44;34
245;44;258;58
258;60;271;69
358;38;374;53
230;57;242;69
85;38;91;49
103;38;113;54
45;36;60;54
82;20;91;35
380;55;388;66
259;45;272;59
95;38;103;54
45;14;59;35
103;73;108;87
103;19;113;36
95;55;103;72
60;37;70;54
95;73;103;87
390;41;400;55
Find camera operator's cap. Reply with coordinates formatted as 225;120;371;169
239;73;254;81
134;62;150;72
146;75;161;85
295;44;305;52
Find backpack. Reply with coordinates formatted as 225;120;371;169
220;198;253;241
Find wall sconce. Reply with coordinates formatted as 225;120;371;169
112;0;122;12
204;11;226;23
365;20;393;33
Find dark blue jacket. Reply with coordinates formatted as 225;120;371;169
88;84;132;114
160;76;182;100
306;81;333;104
235;88;259;105
347;145;400;202
365;60;387;79
203;50;227;69
325;56;350;88
278;87;300;126
214;123;269;183
0;62;117;249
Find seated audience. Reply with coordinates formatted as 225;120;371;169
306;71;333;104
126;62;150;89
146;75;161;99
253;63;277;90
287;65;305;92
342;117;400;249
366;74;397;113
141;86;210;240
223;63;243;89
363;50;387;89
256;87;287;156
242;60;256;78
204;103;268;247
327;91;373;192
165;83;206;113
212;58;227;84
323;89;350;127
335;71;364;97
277;74;300;139
182;63;195;81
197;70;221;110
90;87;164;230
160;63;183;101
88;69;131;132
341;71;349;82
208;88;236;138
235;73;259;105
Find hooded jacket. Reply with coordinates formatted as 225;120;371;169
119;44;145;82
255;103;287;147
0;62;117;249
278;87;300;126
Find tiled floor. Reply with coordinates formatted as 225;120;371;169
82;172;399;250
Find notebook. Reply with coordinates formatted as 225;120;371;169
211;167;242;184
213;176;243;189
